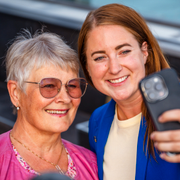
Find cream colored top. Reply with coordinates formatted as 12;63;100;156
103;107;141;180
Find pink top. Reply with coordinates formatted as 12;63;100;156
12;144;77;178
0;131;98;180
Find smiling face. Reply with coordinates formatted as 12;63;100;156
18;64;80;134
86;25;148;104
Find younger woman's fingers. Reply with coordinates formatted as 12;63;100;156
154;141;180;152
151;130;180;142
160;153;180;163
159;109;180;123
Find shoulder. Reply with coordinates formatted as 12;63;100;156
89;99;116;133
90;99;116;121
0;130;14;166
0;131;12;155
62;139;97;167
0;130;10;140
0;131;36;180
62;139;96;160
0;131;16;177
62;139;98;179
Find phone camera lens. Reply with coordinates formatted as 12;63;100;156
148;92;156;100
144;81;151;89
155;83;163;91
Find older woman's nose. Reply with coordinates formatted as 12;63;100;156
108;57;122;74
55;86;71;103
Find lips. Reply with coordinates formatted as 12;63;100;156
45;109;68;114
108;75;128;83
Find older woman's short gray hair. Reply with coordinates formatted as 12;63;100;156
6;29;79;91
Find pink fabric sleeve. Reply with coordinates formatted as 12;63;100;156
0;131;36;180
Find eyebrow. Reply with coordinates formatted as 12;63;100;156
91;43;132;57
115;43;131;50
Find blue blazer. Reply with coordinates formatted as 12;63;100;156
89;99;180;180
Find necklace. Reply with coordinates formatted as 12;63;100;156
10;132;64;174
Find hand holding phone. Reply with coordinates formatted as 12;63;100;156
139;68;180;131
139;68;180;157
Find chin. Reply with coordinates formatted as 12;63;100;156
44;125;70;134
55;126;70;133
113;95;131;102
112;92;128;99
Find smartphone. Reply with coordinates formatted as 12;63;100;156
139;68;180;131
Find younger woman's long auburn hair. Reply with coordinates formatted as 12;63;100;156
78;3;170;158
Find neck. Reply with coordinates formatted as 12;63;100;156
116;94;143;120
11;117;62;154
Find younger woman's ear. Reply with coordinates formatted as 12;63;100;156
141;41;148;64
7;80;20;107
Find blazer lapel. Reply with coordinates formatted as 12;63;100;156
136;117;149;180
96;99;116;179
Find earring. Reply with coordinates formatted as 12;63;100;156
16;103;20;110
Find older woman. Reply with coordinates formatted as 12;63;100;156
78;3;180;180
0;30;98;180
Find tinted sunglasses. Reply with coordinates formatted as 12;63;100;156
24;77;88;99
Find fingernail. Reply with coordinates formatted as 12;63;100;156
158;116;162;122
154;142;158;148
160;153;165;159
150;133;154;139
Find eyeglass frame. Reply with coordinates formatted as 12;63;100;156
24;77;88;99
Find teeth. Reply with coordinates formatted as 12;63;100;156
109;76;128;83
46;110;67;114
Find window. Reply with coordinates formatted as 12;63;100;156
44;0;180;26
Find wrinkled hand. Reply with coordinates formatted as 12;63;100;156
150;109;180;163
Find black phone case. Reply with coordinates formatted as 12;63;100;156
139;68;180;131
